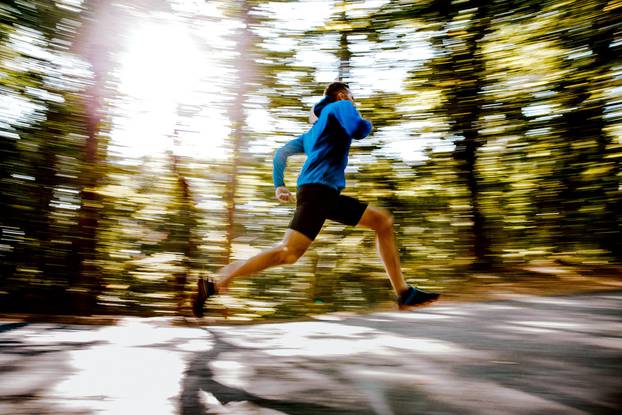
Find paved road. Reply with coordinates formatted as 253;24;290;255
1;292;621;414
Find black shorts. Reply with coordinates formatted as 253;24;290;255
289;184;368;240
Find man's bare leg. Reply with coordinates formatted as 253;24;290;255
216;229;313;293
357;205;409;296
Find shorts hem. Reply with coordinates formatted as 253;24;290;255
288;225;319;241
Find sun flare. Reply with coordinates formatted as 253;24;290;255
113;18;227;159
119;20;201;103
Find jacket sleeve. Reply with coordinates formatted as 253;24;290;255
273;136;305;188
332;100;373;140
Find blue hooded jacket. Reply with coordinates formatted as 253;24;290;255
273;99;372;192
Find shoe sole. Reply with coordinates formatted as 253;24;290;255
398;296;440;311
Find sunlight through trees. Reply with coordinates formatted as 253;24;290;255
1;0;620;319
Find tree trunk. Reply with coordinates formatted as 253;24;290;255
588;4;621;259
71;57;105;311
443;0;491;268
169;133;197;314
338;4;352;82
224;0;254;263
34;111;60;282
557;1;621;259
69;0;118;311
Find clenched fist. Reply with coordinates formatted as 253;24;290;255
275;186;294;203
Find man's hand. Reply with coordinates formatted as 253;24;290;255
275;186;294;203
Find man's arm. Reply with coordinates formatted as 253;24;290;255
332;100;372;140
273;136;304;188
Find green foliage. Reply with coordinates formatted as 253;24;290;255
0;0;620;319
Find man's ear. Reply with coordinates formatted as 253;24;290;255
336;90;346;101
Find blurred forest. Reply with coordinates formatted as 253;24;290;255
0;0;620;320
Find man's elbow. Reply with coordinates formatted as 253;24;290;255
352;120;372;140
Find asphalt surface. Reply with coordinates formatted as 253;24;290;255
1;291;621;414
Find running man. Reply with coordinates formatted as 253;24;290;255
193;82;440;317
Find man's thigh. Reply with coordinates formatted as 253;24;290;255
327;194;368;226
282;228;313;250
288;203;328;241
288;185;337;240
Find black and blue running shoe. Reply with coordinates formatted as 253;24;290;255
397;286;440;310
192;277;217;318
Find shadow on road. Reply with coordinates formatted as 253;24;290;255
178;292;622;415
180;327;372;414
1;292;620;414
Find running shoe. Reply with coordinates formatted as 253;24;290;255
397;286;440;310
192;277;217;317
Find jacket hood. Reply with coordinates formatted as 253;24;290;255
312;96;335;118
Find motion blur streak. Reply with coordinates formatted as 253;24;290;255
0;0;620;320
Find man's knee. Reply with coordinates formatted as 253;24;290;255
373;209;394;232
276;244;305;265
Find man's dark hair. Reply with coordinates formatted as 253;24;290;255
324;82;350;100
